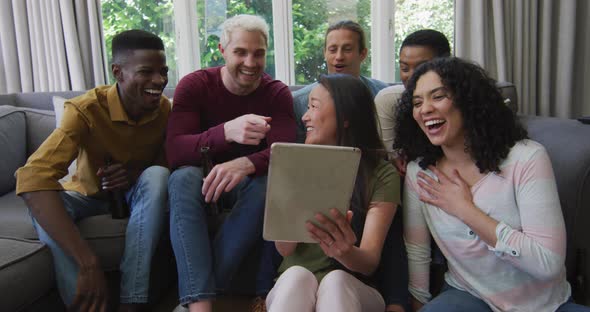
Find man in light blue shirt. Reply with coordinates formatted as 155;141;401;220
292;20;388;142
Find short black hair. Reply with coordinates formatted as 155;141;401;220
401;29;451;57
112;29;164;64
393;57;527;173
325;20;366;52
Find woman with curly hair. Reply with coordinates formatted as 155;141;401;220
395;57;587;311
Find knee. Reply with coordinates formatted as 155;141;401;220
168;166;203;191
137;166;170;192
318;270;353;293
239;175;267;202
278;266;317;289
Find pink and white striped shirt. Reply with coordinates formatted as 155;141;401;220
404;140;571;312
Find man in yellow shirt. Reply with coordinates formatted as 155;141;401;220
15;29;170;312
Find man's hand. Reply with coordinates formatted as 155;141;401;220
202;157;255;203
69;255;109;312
97;163;130;191
21;191;110;311
224;114;271;145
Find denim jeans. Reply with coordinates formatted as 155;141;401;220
31;166;169;305
421;283;590;312
168;166;267;305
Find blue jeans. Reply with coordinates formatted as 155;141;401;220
31;166;169;305
168;166;267;305
421;283;590;312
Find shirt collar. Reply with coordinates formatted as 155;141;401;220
106;84;162;126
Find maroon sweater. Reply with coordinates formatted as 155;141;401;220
166;67;296;175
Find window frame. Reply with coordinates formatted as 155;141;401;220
172;0;397;84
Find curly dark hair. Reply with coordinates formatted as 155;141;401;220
392;57;528;173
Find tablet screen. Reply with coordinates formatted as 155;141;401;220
263;143;361;242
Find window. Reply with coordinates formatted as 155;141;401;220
292;0;371;84
101;0;178;87
394;0;454;81
101;0;454;86
196;0;275;77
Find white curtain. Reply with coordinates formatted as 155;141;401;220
0;0;107;94
455;0;590;118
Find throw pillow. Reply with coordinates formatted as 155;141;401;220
52;96;67;128
52;96;76;181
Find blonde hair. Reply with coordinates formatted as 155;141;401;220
220;14;269;48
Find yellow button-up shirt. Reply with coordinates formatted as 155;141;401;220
16;84;170;197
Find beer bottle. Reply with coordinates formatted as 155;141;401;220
103;155;129;219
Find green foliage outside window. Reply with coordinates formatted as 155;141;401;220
102;0;177;86
196;0;275;77
101;0;453;86
394;0;454;81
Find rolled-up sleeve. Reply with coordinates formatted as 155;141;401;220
16;104;86;194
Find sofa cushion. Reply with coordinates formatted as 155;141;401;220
0;191;37;239
52;96;77;181
0;237;54;312
20;107;56;156
0;106;26;195
521;115;590;301
0;192;128;268
0;191;128;272
14;91;85;111
52;96;66;128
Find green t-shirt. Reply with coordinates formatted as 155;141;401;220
277;159;400;281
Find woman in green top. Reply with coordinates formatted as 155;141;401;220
265;74;401;312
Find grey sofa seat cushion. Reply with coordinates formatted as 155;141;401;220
0;237;54;312
0;191;129;272
0;106;26;195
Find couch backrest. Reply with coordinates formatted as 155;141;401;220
13;91;86;111
520;115;590;303
0;106;26;195
8;88;176;110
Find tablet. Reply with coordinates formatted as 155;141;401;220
263;143;361;243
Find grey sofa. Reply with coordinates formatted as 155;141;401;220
0;83;588;311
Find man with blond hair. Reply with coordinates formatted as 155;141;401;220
166;14;296;312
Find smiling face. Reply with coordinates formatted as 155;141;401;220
399;45;436;87
113;49;168;120
412;71;464;149
220;29;267;95
302;84;339;145
324;29;367;77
